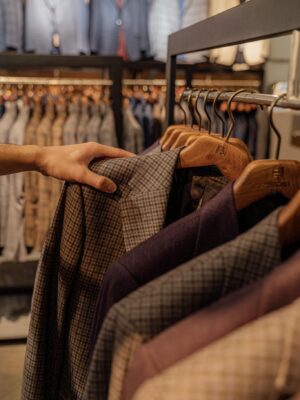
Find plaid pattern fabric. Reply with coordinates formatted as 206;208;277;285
24;102;42;248
133;297;300;400
84;210;282;400
0;0;22;51
35;102;55;252
22;149;181;400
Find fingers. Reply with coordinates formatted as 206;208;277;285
85;143;135;160
79;168;117;193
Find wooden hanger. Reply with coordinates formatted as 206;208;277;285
234;93;300;210
177;89;253;180
278;190;300;247
170;89;252;161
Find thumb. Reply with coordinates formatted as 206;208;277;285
80;168;117;193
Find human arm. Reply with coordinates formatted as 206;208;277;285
0;143;134;193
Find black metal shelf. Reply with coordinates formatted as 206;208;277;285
166;0;300;125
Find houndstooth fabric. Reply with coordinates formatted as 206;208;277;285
133;296;300;400
84;210;282;400
22;149;181;400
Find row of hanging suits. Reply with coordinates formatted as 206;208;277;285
0;96;118;261
22;133;300;400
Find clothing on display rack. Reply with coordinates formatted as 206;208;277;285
90;0;150;61
25;0;90;54
0;85;118;260
22;85;300;400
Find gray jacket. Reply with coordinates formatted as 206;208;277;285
90;0;150;60
25;0;90;54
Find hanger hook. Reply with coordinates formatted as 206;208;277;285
225;88;258;142
203;89;218;134
194;88;206;131
187;88;198;128
175;89;187;126
213;89;228;137
269;92;287;160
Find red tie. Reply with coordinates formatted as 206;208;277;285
116;0;129;60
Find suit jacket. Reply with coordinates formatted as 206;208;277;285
3;102;30;261
123;250;300;400
50;103;66;217
63;103;80;145
35;102;55;252
98;105;118;147
123;107;144;153
0;102;17;247
25;0;90;54
0;0;22;51
133;289;300;400
84;209;282;400
86;104;102;143
22;149;181;400
91;178;233;343
90;0;150;61
24;102;42;248
77;104;90;143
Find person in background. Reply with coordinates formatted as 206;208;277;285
0;142;133;193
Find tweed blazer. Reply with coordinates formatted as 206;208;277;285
22;149;181;400
98;105;118;147
84;209;283;400
63;103;80;145
133;295;300;400
123;250;300;400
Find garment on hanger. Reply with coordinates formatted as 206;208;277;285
132;282;300;400
63;102;80;145
35;100;55;252
50;102;67;217
0;0;23;51
148;0;180;62
3;101;30;261
84;209;285;400
98;104;118;147
123;107;144;153
90;0;150;60
123;250;300;400
22;149;184;400
24;102;43;250
86;104;102;143
90;182;289;344
77;102;90;143
0;101;17;249
25;0;90;54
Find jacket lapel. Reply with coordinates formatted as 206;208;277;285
120;148;181;251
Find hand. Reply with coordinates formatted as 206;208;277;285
36;143;134;193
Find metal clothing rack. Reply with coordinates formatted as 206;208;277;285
166;0;300;125
0;54;123;145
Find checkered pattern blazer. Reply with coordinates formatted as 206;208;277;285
84;210;282;400
22;149;181;400
133;295;300;400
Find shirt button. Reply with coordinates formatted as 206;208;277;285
116;18;122;26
